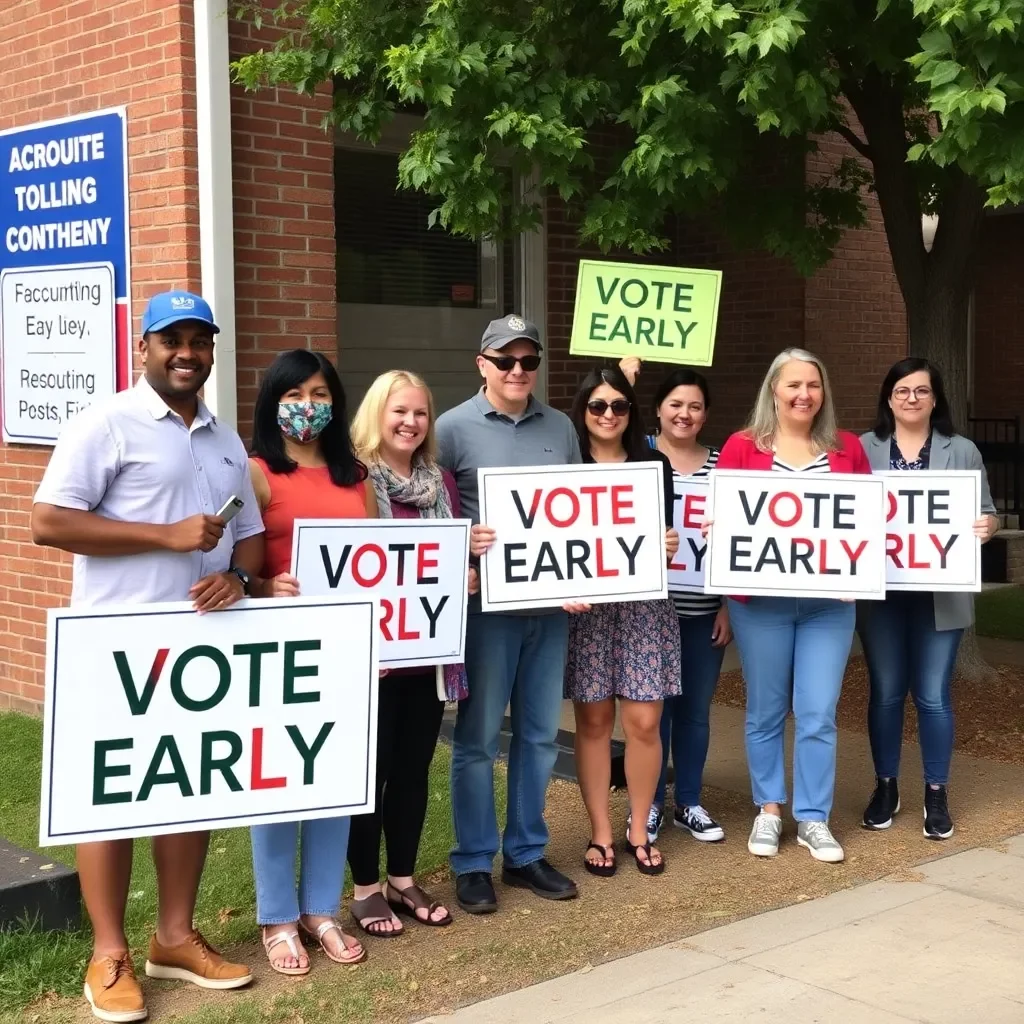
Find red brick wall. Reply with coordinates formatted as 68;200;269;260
804;132;907;432
973;212;1024;421
0;0;201;712
228;17;337;440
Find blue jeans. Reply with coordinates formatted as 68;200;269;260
859;591;962;785
655;613;726;808
450;611;569;874
250;816;350;925
728;597;855;821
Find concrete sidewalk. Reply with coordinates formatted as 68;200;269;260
419;835;1024;1024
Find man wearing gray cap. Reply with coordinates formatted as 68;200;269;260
437;314;583;913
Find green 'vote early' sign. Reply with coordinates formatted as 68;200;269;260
569;259;722;367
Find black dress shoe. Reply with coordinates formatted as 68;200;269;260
502;858;578;901
455;871;497;914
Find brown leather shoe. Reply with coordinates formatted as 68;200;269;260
144;930;252;990
83;953;147;1022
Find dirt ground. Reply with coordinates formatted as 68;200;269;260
25;657;1024;1024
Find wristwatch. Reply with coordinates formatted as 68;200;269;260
228;566;252;595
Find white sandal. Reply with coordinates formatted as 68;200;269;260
262;927;311;976
300;919;366;965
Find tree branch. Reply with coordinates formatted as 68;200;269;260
833;122;872;160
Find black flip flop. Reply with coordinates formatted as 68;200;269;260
625;839;665;876
583;841;617;877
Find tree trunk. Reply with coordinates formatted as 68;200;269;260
956;626;999;684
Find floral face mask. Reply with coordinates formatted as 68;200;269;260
277;401;333;443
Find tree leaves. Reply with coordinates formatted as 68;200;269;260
231;0;1024;266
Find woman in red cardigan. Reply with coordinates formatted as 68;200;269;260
714;348;870;865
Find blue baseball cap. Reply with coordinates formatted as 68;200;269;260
141;290;220;336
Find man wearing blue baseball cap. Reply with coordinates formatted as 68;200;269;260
32;290;262;1021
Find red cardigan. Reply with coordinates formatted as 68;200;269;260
715;429;871;603
716;429;872;474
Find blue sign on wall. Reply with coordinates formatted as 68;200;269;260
0;108;131;445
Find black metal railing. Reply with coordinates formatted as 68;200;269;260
967;416;1022;518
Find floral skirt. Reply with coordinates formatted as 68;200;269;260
565;598;682;703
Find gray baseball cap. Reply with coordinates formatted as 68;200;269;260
479;314;543;353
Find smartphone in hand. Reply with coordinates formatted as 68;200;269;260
216;496;244;524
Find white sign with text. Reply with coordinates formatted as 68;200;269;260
705;470;887;599
668;477;710;593
40;596;378;845
291;518;471;668
478;462;668;612
883;471;981;592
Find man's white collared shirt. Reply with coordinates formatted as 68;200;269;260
34;376;264;607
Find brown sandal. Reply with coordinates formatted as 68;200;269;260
386;882;453;927
350;892;404;937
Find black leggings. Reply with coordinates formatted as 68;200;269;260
347;671;446;885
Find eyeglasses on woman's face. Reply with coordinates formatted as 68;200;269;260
587;399;631;417
892;386;933;402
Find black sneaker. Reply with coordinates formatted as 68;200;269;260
862;777;900;830
924;785;954;840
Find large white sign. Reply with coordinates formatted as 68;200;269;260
668;477;709;593
1;263;116;443
705;470;887;599
478;462;668;612
40;596;379;846
291;518;471;668
884;471;981;592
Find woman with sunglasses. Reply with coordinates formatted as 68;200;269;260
620;358;730;847
564;367;680;877
859;358;997;840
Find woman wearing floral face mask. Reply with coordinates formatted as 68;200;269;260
247;349;377;977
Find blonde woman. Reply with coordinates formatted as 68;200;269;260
346;371;473;935
714;349;871;863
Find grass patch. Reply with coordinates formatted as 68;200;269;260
975;585;1024;641
0;711;501;1017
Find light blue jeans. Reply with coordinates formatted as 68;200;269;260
728;597;855;821
450;611;569;875
250;817;350;925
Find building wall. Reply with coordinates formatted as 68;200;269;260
228;18;337;439
973;212;1024;422
0;0;202;711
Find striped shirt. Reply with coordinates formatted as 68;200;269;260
647;435;722;618
771;451;831;473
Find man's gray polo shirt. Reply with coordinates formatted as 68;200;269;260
436;388;582;526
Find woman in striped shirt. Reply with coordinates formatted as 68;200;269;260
713;349;871;865
621;359;731;847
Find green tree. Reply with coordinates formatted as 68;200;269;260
234;0;1021;678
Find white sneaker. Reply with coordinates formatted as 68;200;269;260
747;812;782;857
797;820;845;863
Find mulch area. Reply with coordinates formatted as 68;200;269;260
715;655;1024;767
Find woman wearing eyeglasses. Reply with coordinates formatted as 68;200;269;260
563;367;680;878
859;358;997;840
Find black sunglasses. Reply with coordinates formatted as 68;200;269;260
481;353;542;372
587;399;631;417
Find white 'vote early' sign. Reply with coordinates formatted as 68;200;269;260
40;596;378;846
291;518;471;668
883;471;981;592
668;477;709;593
477;462;668;612
705;470;887;599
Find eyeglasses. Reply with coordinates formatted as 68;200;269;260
481;353;542;372
587;399;631;417
892;387;933;401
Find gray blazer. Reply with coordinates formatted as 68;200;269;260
860;430;997;631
